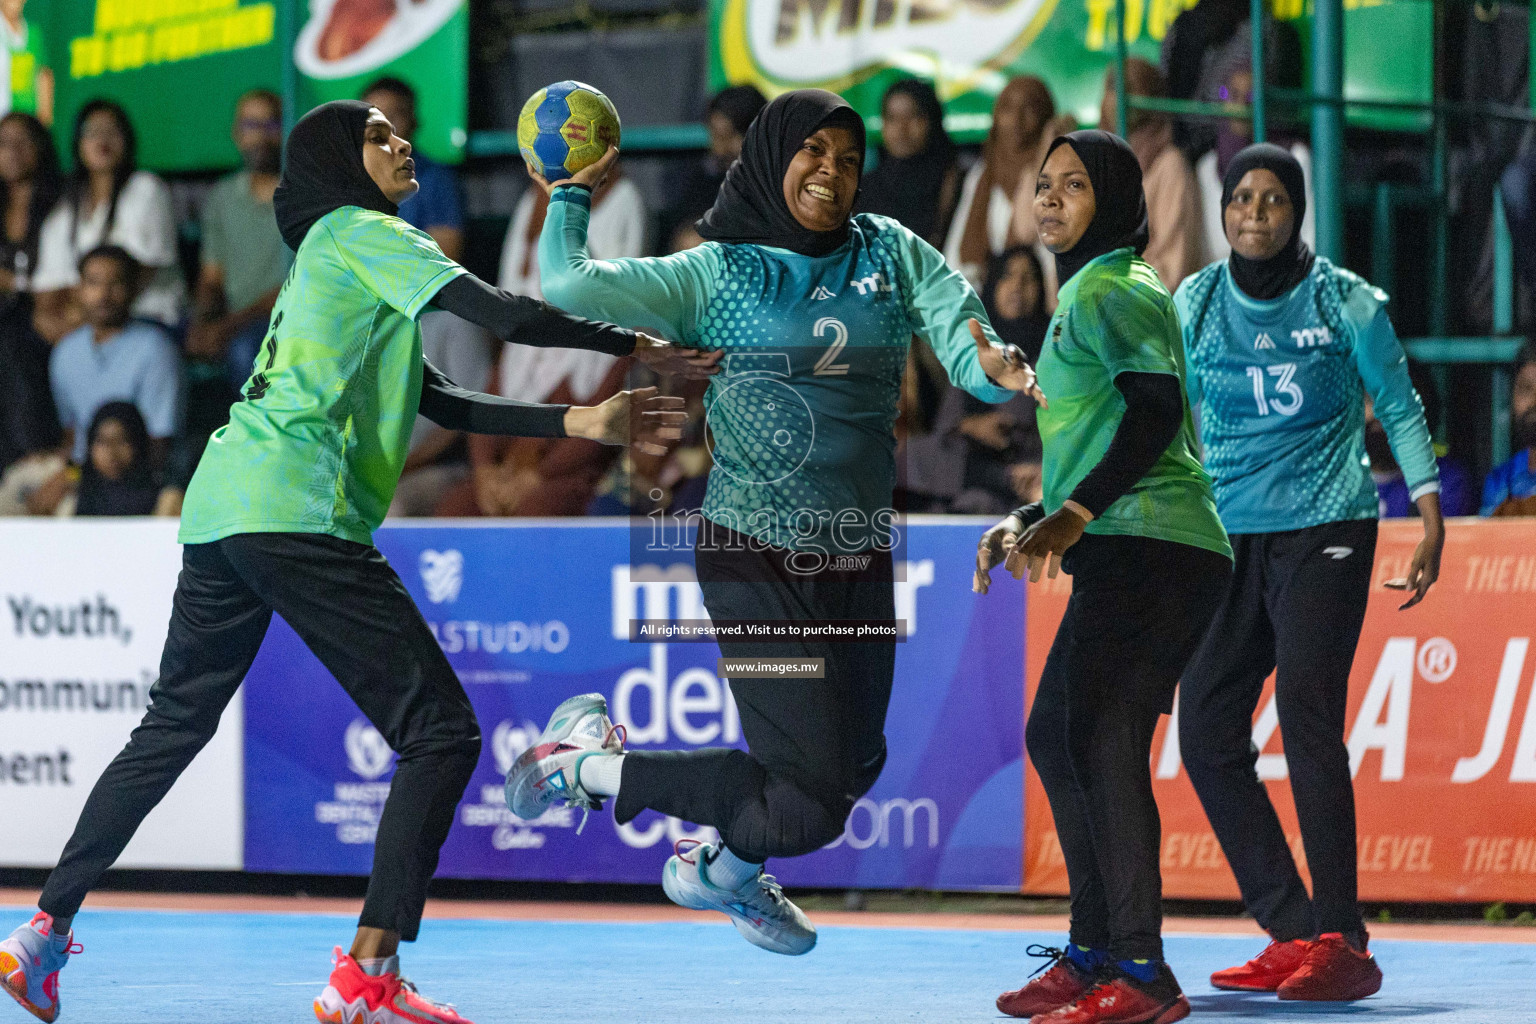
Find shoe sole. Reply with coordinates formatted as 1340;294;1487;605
1144;996;1192;1024
1277;975;1382;1002
503;694;608;820
0;951;56;1023
661;856;816;956
1210;978;1283;992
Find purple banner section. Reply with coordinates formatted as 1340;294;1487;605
242;520;1024;890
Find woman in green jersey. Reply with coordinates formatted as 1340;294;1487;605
0;101;688;1024
976;131;1232;1024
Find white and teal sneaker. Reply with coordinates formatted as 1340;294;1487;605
0;912;79;1022
504;693;625;830
662;840;816;956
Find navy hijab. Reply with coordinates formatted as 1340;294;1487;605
697;89;866;258
1042;130;1149;285
1221;142;1314;300
274;100;398;251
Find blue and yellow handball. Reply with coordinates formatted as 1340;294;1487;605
517;81;621;179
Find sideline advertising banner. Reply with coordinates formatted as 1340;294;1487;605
0;520;244;870
1024;518;1536;903
708;0;1431;140
23;0;466;173
241;519;1025;890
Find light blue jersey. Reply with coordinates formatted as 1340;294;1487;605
540;184;1012;551
1174;257;1438;535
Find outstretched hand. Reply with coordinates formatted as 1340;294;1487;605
565;387;687;456
528;145;620;196
970;319;1047;407
632;333;722;379
974;514;1026;594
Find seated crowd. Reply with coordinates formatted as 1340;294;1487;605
1;57;1532;523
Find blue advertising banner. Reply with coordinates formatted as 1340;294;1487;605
242;519;1024;890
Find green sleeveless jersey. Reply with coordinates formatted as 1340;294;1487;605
179;207;465;546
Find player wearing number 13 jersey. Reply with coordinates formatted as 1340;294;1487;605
504;90;1040;956
1174;145;1442;1002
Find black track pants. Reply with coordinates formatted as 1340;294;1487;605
1179;519;1377;941
1025;533;1231;962
38;534;480;942
615;530;895;863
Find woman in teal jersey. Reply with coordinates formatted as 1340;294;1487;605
505;89;1044;956
1173;144;1441;1003
0;101;687;1024
977;131;1232;1024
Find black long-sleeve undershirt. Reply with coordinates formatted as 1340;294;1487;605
418;357;567;438
430;272;636;357
1014;371;1184;524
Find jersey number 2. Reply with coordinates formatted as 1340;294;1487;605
812;317;849;376
1246;362;1303;417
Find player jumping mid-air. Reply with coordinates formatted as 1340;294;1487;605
504;89;1044;956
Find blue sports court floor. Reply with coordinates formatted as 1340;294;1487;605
3;902;1533;1023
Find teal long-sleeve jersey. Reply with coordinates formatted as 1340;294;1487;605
540;184;1014;552
1175;257;1439;535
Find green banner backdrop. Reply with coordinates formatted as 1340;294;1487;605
708;0;1432;141
21;0;466;174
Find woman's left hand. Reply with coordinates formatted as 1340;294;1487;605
1005;508;1087;582
528;145;620;195
631;333;722;379
970;319;1047;407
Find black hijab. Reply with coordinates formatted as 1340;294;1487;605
76;402;159;517
1043;130;1149;285
982;244;1050;365
697;89;866;258
274;100;397;251
1221;142;1314;301
857;79;957;243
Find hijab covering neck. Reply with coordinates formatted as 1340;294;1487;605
274;100;398;251
75;401;159;517
857;78;957;243
1045;130;1149;286
1221;142;1313;301
697;89;866;258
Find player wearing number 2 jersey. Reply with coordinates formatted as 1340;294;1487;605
504;90;1042;956
1174;144;1442;1003
0;101;692;1024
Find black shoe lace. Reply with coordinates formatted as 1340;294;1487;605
1024;944;1068;979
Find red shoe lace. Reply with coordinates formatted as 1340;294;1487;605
604;723;627;750
673;838;703;864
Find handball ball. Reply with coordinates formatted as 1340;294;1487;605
518;81;621;179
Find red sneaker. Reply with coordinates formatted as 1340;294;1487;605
1277;932;1382;1001
1030;972;1190;1024
996;946;1095;1018
314;948;475;1024
1210;938;1312;991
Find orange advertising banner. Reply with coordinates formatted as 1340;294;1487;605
1023;519;1536;903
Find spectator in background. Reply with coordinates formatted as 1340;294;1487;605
499;164;646;300
858;78;958;246
665;84;766;252
361;75;498;517
0;110;61;483
1100;58;1206;292
32;100;184;339
1481;342;1536;516
1368;373;1474;518
0;0;53;126
47;246;180;468
1159;0;1300;161
434;348;629;517
1196;65;1314;262
186;89;291;388
946;76;1058;289
53;401;181;517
